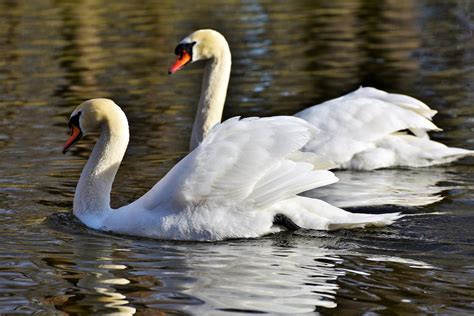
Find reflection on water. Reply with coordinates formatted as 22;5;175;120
42;233;137;315
305;167;462;208
180;242;343;313
11;216;471;314
31;219;461;314
0;0;473;314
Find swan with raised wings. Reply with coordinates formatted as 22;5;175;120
169;29;473;170
63;99;401;241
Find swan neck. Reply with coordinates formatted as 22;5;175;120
73;116;129;228
190;48;231;150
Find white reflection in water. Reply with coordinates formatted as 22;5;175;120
65;236;137;315
75;265;136;315
177;242;343;312
365;256;436;270
304;167;460;208
166;241;434;313
44;222;440;314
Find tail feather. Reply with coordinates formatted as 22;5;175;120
343;134;474;170
386;135;473;167
274;196;403;230
423;147;474;166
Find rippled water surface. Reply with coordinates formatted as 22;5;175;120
1;0;473;314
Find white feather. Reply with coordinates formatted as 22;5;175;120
296;87;473;169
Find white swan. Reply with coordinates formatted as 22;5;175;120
62;98;401;241
169;29;473;170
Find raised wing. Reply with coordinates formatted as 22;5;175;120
137;116;338;212
295;87;441;166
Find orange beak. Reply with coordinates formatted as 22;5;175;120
63;125;82;154
168;51;191;74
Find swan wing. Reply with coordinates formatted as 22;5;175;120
137;116;338;212
345;86;437;119
295;87;441;166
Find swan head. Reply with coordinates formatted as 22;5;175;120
63;98;122;154
169;29;230;74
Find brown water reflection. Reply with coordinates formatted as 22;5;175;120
0;0;473;314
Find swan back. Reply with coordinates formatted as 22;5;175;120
296;87;443;168
346;87;437;119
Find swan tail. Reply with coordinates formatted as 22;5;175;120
422;147;474;166
273;196;403;230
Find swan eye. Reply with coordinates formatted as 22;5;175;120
68;111;82;129
174;42;196;59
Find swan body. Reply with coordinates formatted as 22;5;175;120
295;87;473;170
169;29;473;170
63;99;401;241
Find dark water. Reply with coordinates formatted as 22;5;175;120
1;0;473;314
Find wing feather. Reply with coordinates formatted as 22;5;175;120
296;87;442;166
136;116;337;212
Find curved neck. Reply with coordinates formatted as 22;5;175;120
190;48;231;151
73;116;129;229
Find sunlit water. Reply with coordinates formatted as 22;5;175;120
1;0;473;314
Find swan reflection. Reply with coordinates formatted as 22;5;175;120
41;224;137;315
44;214;439;314
74;258;136;315
303;167;460;208
167;238;435;313
180;240;343;312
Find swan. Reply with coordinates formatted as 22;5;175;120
62;98;401;241
168;29;473;170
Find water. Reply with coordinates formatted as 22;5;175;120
1;0;473;314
